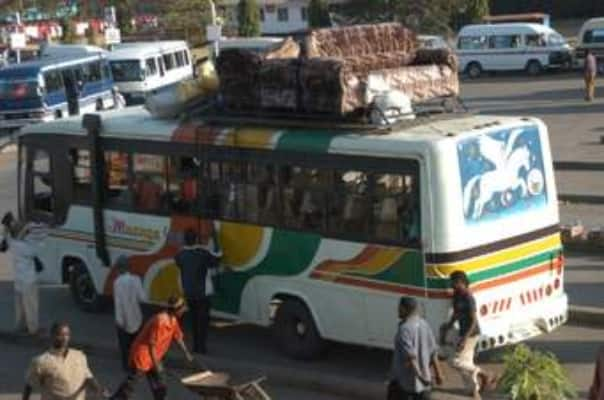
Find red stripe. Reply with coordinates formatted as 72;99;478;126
499;298;507;313
527;291;532;303
506;297;512;310
520;293;526;305
491;301;499;314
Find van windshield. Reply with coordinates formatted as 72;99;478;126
110;60;143;82
548;33;566;46
0;79;40;100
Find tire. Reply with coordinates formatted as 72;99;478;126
273;299;327;360
526;60;542;76
466;62;482;79
69;262;104;312
54;110;62;119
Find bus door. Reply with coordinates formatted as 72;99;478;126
61;69;80;115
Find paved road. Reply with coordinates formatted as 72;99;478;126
0;340;348;400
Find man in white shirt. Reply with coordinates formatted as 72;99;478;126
113;255;146;371
2;214;40;336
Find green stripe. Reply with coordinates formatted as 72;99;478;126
276;129;341;153
427;247;562;290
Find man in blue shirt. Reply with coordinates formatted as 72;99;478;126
389;297;443;400
174;228;221;354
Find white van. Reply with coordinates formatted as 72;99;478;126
575;18;604;70
456;23;572;78
40;44;107;59
108;41;193;105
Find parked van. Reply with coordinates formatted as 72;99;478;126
40;44;107;59
575;18;604;71
107;41;193;105
456;23;572;78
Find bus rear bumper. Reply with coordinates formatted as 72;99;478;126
476;293;568;352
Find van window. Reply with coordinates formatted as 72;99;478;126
146;58;157;76
489;35;521;49
110;60;143;82
163;53;175;71
584;29;604;44
43;71;63;92
175;51;185;67
526;34;546;47
183;51;190;65
458;36;487;50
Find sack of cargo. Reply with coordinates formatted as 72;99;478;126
259;58;300;110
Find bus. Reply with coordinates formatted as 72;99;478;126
17;107;567;359
108;41;193;105
0;54;114;131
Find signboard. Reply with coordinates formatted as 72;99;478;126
105;27;121;44
206;24;222;42
9;33;26;49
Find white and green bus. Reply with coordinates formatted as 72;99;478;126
17;107;567;359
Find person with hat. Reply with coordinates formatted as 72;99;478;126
110;296;194;400
113;255;147;371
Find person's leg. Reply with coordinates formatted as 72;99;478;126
22;284;39;334
451;335;482;396
146;369;167;400
14;289;25;332
186;298;201;353
110;370;141;400
116;326;130;371
198;297;211;354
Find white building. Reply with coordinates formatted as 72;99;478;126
219;0;348;35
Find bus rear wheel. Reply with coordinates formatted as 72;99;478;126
69;262;104;312
273;299;326;360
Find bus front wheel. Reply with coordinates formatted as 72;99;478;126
69;262;104;313
273;299;326;360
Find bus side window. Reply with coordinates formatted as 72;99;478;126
183;50;190;66
43;70;63;93
168;156;199;214
296;167;329;231
175;51;185;67
104;151;131;208
69;148;91;203
163;53;175;71
329;170;369;235
158;57;165;77
32;149;54;214
88;61;102;82
132;154;168;213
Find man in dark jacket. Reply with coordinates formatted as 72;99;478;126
174;228;222;354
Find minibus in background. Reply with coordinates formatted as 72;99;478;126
0;54;114;131
575;18;604;72
457;23;572;78
107;41;193;105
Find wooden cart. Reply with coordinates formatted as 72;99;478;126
181;371;271;400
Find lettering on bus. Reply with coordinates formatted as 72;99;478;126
458;125;548;223
109;217;162;241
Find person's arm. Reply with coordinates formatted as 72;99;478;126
399;327;429;385
136;277;147;303
430;352;444;386
176;338;194;363
147;318;162;372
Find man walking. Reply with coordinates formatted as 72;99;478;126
2;213;40;336
23;321;107;400
440;271;496;400
388;297;443;400
585;49;597;101
113;255;147;371
110;296;194;400
175;228;222;354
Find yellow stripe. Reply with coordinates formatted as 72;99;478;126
224;128;277;149
321;248;405;276
427;234;561;278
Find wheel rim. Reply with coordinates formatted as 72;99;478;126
469;65;480;78
295;320;307;337
75;270;96;304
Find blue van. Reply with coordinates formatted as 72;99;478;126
0;54;115;131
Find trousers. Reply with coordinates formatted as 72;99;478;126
387;381;432;400
585;75;596;101
15;283;38;334
450;335;482;393
116;325;138;372
111;368;166;400
187;297;211;354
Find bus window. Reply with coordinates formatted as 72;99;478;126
145;58;158;76
168;156;199;214
88;61;102;82
43;70;63;93
296;167;329;231
104;151;131;208
183;51;190;66
374;174;407;242
69;149;91;203
175;51;185;67
32;149;54;213
330;170;368;235
158;57;165;77
257;164;278;225
133;153;167;213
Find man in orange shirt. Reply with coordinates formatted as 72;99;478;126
110;296;193;400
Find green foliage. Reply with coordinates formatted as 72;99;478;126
108;0;134;35
308;0;331;28
163;0;211;45
464;0;489;24
237;0;261;37
499;344;577;400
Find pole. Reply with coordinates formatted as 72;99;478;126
15;11;21;64
209;0;219;59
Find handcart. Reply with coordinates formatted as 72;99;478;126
181;371;271;400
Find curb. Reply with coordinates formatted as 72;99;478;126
568;305;604;327
0;329;384;400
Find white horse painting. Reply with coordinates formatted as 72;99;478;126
463;129;532;220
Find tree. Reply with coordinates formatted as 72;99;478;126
238;0;261;37
61;18;78;44
108;0;135;35
163;0;212;46
308;0;331;28
464;0;489;24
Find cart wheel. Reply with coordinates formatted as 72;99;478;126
273;299;326;360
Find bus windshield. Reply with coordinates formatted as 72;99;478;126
109;60;144;82
0;79;41;100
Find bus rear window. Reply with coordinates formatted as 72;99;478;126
110;60;143;82
0;80;40;100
